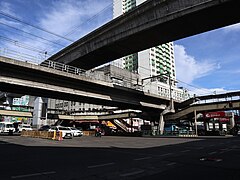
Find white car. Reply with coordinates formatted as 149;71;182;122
48;126;73;139
18;124;33;132
0;122;15;133
68;127;83;137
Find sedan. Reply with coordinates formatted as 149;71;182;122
49;126;73;139
68;127;83;137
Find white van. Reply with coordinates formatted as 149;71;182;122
0;122;15;133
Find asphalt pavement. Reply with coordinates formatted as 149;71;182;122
0;135;239;180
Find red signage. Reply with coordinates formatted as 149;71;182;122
204;112;226;118
219;118;229;122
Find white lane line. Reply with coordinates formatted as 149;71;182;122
208;151;217;155
120;170;145;177
159;153;173;157
181;150;190;153
11;171;56;179
167;162;177;166
134;157;152;161
88;162;115;168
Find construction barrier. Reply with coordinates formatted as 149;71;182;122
83;131;95;136
21;130;54;139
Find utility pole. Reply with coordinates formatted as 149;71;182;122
141;72;175;135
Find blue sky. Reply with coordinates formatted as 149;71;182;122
0;0;240;96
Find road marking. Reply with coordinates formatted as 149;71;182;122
11;171;56;179
88;162;115;168
167;162;176;166
159;153;173;157
120;170;145;177
208;151;217;155
181;150;190;153
134;157;152;161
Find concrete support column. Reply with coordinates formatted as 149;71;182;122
5;96;13;110
33;97;43;129
158;114;165;135
205;121;209;131
229;114;235;129
32;97;48;129
194;110;198;135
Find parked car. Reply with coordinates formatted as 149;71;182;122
18;124;33;132
0;122;15;134
68;127;83;137
48;126;73;139
238;130;240;136
39;125;51;131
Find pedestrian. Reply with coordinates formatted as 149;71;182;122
95;126;101;137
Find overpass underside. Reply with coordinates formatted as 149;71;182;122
50;0;240;69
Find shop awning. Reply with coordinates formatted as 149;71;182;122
0;110;32;117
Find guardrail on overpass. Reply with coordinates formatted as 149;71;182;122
0;56;172;111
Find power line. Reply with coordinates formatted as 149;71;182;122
45;2;113;52
0;35;51;55
0;21;65;47
0;28;60;49
176;79;213;94
0;10;74;42
65;2;113;37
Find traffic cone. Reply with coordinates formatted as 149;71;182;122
58;131;63;141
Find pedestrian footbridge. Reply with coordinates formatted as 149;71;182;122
165;92;240;121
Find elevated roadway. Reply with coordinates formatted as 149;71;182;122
0;56;173;112
165;98;240;121
50;0;240;69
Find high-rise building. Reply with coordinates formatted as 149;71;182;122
113;0;176;81
112;0;188;101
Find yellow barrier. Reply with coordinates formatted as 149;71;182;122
83;131;95;136
21;130;54;139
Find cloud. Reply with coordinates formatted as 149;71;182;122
39;0;112;40
174;44;219;84
0;1;16;16
0;0;112;62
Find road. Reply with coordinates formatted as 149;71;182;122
0;135;239;180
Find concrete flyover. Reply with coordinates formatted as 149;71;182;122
165;99;240;121
0;56;173;111
49;0;240;69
